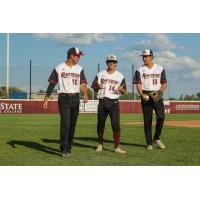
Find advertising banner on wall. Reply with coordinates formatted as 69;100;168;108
169;101;200;113
0;100;200;114
79;100;99;113
0;101;23;114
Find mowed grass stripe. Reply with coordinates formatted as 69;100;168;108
0;114;200;165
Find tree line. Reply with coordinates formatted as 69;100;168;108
0;86;200;101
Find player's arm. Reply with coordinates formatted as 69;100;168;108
80;69;88;103
43;69;58;109
91;75;102;92
43;95;49;109
160;82;167;92
136;83;149;101
118;78;127;94
133;70;148;100
81;83;88;103
136;83;142;96
160;69;167;92
133;70;142;96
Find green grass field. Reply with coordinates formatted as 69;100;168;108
0;113;200;166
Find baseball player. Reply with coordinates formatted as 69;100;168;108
133;49;167;150
43;47;88;157
91;55;127;154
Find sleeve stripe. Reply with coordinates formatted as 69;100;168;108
161;80;167;84
80;80;87;84
48;79;57;85
91;82;99;89
133;80;141;84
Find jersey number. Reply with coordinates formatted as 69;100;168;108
109;85;115;92
153;79;158;85
72;79;78;85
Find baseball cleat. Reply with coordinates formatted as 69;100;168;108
146;145;153;150
115;147;126;154
61;151;72;157
96;144;103;152
153;140;165;149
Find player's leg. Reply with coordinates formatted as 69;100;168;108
108;100;125;153
153;99;165;148
96;99;108;151
68;96;80;153
58;95;71;155
141;100;153;147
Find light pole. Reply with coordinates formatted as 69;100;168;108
6;33;10;99
132;64;134;100
30;59;32;99
98;63;100;73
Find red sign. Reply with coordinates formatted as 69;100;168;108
0;100;200;114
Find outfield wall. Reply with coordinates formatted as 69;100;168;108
0;99;200;114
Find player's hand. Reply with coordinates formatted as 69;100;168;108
43;96;49;109
98;83;105;89
141;94;149;101
118;84;126;94
43;100;48;109
118;86;124;92
83;95;88;103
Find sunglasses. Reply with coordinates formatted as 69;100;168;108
107;60;117;64
74;54;81;58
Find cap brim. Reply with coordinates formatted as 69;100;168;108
79;51;84;56
106;60;118;62
139;54;152;56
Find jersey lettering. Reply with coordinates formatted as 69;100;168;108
93;70;125;99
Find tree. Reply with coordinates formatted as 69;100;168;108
0;86;25;98
0;87;4;97
79;88;96;100
184;94;196;101
178;94;183;100
119;92;133;100
196;92;200;100
134;93;141;100
38;89;45;93
87;88;94;100
119;92;140;100
168;97;177;100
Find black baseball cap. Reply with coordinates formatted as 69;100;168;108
67;47;84;57
140;49;153;56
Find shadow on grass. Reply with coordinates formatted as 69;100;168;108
75;136;146;148
42;136;146;148
42;138;96;150
7;140;60;156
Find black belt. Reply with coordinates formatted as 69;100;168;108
59;93;79;97
100;97;118;101
142;90;155;94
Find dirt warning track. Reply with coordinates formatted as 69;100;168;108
123;120;200;128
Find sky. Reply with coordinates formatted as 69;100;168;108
0;33;200;98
